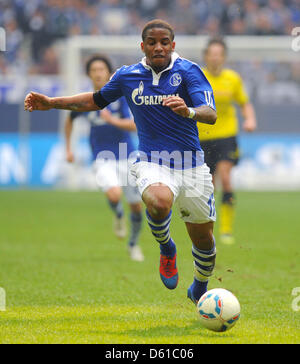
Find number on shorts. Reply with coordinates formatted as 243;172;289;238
207;193;216;217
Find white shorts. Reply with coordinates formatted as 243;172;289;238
94;158;141;204
130;162;216;224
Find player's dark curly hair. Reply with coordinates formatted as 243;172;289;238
142;19;175;41
86;54;113;75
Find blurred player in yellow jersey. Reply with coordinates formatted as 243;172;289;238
198;38;257;245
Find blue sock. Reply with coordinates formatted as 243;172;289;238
128;211;142;247
146;209;176;257
191;279;208;300
160;238;176;257
108;200;124;219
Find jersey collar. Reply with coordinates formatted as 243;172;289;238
140;52;180;86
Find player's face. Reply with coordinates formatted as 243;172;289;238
205;44;226;71
141;28;175;73
88;60;110;90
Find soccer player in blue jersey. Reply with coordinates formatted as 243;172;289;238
25;19;217;304
65;55;144;262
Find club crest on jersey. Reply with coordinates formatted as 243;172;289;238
132;81;179;106
169;73;182;87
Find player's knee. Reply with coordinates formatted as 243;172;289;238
143;187;173;220
148;198;172;220
106;187;122;203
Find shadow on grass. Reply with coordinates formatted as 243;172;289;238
111;322;234;341
0;309;235;343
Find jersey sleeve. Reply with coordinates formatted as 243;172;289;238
93;67;124;109
233;73;249;106
185;64;216;110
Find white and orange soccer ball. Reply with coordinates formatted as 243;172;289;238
197;288;241;332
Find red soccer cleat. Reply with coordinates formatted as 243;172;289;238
159;253;179;290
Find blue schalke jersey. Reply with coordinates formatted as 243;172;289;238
93;52;216;169
70;96;135;161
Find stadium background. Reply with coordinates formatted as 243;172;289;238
0;0;300;190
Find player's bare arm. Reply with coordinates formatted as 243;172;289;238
64;115;75;163
163;96;217;125
24;91;100;113
241;102;257;132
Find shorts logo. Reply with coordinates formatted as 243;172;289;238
180;208;190;218
170;73;182;87
140;178;148;188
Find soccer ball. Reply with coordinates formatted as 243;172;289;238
197;288;240;332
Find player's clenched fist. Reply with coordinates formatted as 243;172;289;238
24;91;52;112
162;96;189;118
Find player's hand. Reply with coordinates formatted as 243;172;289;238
163;96;189;118
243;118;257;132
24;91;52;112
66;150;75;163
100;109;113;123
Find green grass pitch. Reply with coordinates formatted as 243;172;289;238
0;190;299;344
